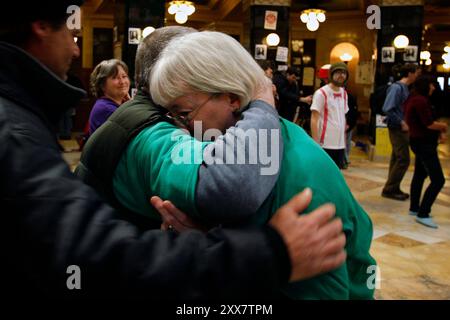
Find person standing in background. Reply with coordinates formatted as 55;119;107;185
273;67;312;121
310;62;349;169
88;59;130;136
404;75;447;229
381;63;420;201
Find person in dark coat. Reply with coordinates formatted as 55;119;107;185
0;2;346;299
272;67;312;121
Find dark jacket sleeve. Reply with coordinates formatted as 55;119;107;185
0;110;290;300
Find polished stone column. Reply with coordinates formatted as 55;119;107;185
375;1;424;86
243;0;291;67
114;0;165;87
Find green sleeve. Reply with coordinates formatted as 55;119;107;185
113;121;209;220
274;119;376;299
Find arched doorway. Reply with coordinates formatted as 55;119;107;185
330;42;360;93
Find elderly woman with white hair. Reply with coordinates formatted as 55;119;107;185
150;31;376;300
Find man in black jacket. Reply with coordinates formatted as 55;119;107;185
273;68;313;121
0;1;346;299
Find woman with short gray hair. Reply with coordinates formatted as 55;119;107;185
88;59;130;135
150;31;376;300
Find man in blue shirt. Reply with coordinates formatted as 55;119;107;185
381;63;420;201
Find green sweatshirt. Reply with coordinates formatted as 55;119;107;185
114;114;376;299
258;119;376;299
113;121;208;219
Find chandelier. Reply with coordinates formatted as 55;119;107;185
300;8;326;32
168;1;196;24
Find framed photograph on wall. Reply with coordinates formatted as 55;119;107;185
128;27;141;45
276;46;288;62
381;46;395;63
264;10;278;30
403;46;418;62
255;44;267;60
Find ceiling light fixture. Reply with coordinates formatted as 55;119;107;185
168;1;195;24
393;35;409;49
300;8;326;32
340;53;353;62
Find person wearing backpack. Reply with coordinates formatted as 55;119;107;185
381;63;420;201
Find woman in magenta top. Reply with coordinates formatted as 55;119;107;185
404;75;448;229
88;59;130;136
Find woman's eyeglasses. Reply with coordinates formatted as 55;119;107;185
168;93;219;129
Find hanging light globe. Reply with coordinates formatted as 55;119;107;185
186;4;195;15
306;18;319;32
393;35;409;49
168;3;178;15
308;12;317;22
179;3;189;14
266;33;280;46
317;12;326;23
175;12;188;24
300;13;308;23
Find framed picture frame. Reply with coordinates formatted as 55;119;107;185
381;46;395;63
255;44;267;60
264;10;278;30
403;45;418;62
128;27;141;45
276;46;289;63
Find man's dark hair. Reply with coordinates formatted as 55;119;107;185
135;26;196;93
259;60;274;72
392;63;418;80
412;74;435;97
286;67;300;77
0;1;84;46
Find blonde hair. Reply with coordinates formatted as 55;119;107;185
149;31;267;110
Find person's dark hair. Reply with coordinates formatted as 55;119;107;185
259;60;274;72
286;67;300;77
135;26;196;93
0;1;84;46
90;59;129;98
412;74;435;97
392;63;418;80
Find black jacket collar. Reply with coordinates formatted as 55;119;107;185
0;41;86;129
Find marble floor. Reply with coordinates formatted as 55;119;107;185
342;136;450;300
60;129;450;300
